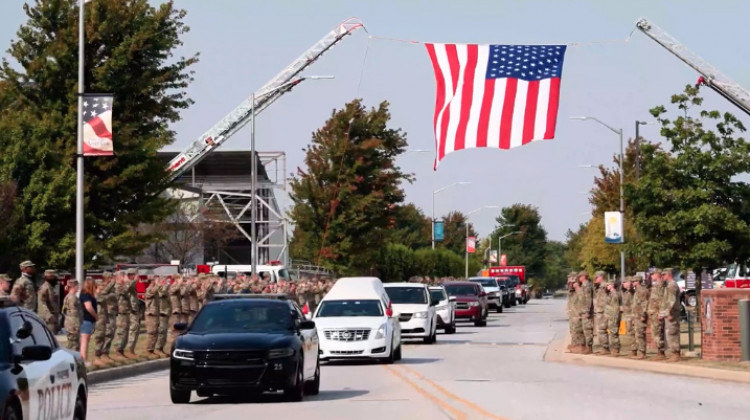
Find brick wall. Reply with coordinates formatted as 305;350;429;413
701;289;750;361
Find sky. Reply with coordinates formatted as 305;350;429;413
2;0;750;241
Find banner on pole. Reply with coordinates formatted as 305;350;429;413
466;236;476;253
433;221;444;241
500;254;507;266
604;211;624;244
82;93;114;156
489;250;498;263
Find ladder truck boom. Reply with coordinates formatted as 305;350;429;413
166;18;364;180
635;18;750;117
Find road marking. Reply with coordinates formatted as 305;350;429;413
382;365;467;420
396;364;511;420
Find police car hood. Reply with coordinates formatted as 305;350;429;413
177;331;295;350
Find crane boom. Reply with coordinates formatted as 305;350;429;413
635;18;750;117
166;18;364;180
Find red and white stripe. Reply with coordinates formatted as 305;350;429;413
83;109;114;156
425;43;562;169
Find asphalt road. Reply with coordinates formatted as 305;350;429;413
88;299;750;420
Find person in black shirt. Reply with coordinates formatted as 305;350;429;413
79;278;98;364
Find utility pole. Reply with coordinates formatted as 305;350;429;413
635;120;647;179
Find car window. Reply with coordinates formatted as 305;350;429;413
316;300;384;317
8;314;34;354
470;278;497;287
27;317;53;347
385;287;428;304
190;302;292;333
444;285;477;296
429;289;446;302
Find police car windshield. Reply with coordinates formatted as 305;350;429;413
189;301;293;333
316;300;383;317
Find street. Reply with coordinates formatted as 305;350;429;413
88;299;750;420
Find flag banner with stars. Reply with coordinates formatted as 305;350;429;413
425;44;566;169
82;93;114;156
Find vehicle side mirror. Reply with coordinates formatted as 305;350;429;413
22;345;52;361
299;320;316;330
448;296;456;302
16;321;32;340
173;322;187;332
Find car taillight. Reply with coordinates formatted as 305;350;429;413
386;303;393;317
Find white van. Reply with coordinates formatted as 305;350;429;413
384;282;439;344
313;277;402;363
210;263;296;283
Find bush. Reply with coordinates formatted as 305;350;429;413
376;245;467;281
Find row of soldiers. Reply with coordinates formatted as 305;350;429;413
566;268;682;362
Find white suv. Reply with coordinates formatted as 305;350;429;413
384;283;438;344
429;286;456;334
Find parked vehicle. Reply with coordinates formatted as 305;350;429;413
428;286;457;334
210;261;296;283
312;277;402;363
489;266;528;304
384;283;439;344
494;277;513;308
442;281;488;327
468;277;503;313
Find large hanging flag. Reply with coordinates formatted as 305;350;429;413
425;44;566;169
82;93;114;156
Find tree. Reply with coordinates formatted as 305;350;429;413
289;99;412;275
564;224;585;271
0;180;21;273
438;211;477;256
537;240;568;292
389;203;431;250
0;0;198;267
489;204;548;278
628;84;750;272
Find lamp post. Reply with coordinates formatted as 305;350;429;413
497;231;521;264
570;116;625;281
635;120;647;179
432;182;471;249
75;0;91;285
250;75;334;276
465;206;500;277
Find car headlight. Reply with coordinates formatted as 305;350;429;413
375;324;387;339
172;349;194;360
468;302;479;307
268;348;295;359
413;311;428;319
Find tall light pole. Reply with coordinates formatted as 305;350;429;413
465;206;499;277
75;0;90;284
635;120;647;179
570;116;625;281
250;75;334;276
498;231;521;263
432;182;471;249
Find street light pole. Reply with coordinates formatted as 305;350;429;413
570;116;626;281
249;75;334;277
465;205;499;277
497;231;521;265
635;120;647;179
431;181;471;249
75;0;86;284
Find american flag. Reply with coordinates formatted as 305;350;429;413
425;43;567;169
82;94;114;156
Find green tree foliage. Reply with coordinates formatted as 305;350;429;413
0;0;197;267
535;240;568;292
389;203;430;250
627;85;750;271
564;224;585;272
375;244;467;282
289;99;412;275
489;204;548;277
437;211;478;256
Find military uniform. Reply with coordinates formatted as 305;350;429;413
566;273;583;352
114;279;132;359
631;275;649;359
661;269;682;362
647;270;667;359
179;282;191;324
102;279;118;357
62;284;82;351
37;272;60;334
168;278;183;348
156;280;170;356
576;272;594;354
93;273;112;365
144;280;160;358
603;279;621;356
0;274;10;297
126;275;142;356
592;272;609;354
620;277;636;357
11;263;37;311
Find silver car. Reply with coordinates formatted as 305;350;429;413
428;286;456;334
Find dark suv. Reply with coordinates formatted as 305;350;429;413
442;281;488;327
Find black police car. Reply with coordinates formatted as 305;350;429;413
169;295;320;403
0;298;88;419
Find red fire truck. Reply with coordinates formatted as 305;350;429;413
489;266;529;305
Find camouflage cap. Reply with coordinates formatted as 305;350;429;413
594;271;606;279
68;279;79;285
577;270;588;278
19;260;35;268
0;274;9;281
43;269;58;277
568;271;578;277
606;279;616;286
102;271;113;278
621;276;632;283
633;275;644;284
198;273;207;279
126;268;137;275
651;268;662;274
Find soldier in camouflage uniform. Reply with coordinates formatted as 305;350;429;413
167;275;183;349
37;269;60;334
180;278;191;324
647;269;667;360
101;272;118;361
113;271;133;360
592;271;609;355
576;271;594;354
92;274;111;368
62;280;81;351
566;272;580;352
620;276;636;357
603;279;621;356
631;274;649;359
144;277;160;359
155;276;171;357
126;269;143;358
661;268;682;362
11;260;37;311
188;278;199;324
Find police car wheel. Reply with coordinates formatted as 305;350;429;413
2;401;21;420
73;394;86;420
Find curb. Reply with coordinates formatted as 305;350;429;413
87;358;169;386
544;334;750;385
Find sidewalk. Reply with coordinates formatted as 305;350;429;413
544;333;750;384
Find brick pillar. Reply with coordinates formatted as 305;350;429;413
701;289;750;361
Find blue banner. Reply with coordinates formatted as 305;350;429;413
434;221;444;241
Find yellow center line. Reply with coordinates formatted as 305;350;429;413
396;364;511;420
382;365;468;420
